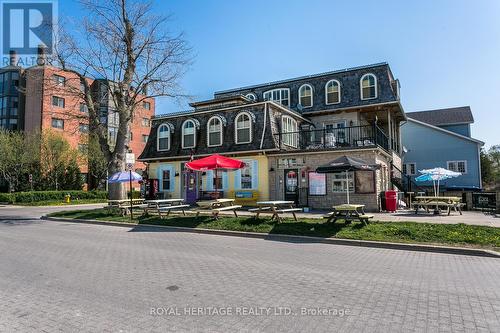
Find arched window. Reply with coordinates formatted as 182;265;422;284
298;84;313;107
207;116;223;147
360;74;377;100
157;124;170;151
263;88;290;106
281;115;298;147
235;112;252;144
245;93;257;101
182;120;196;148
325;80;341;104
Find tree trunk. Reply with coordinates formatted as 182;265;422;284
108;155;126;200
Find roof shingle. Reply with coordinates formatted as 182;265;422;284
407;107;474;126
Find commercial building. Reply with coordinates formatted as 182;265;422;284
139;63;406;211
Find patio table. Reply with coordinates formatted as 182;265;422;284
413;196;463;215
143;199;189;217
107;198;146;216
324;204;372;224
252;201;302;223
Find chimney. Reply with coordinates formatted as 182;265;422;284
8;50;17;66
37;44;46;66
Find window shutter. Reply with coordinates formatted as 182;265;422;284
169;166;175;192
206;170;214;191
234;169;242;190
222;171;228;190
251;160;259;189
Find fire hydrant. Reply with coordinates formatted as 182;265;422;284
64;194;71;203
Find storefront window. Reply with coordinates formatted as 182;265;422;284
332;172;354;192
162;170;171;191
308;172;326;195
241;163;253;189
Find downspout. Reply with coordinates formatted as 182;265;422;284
260;102;268;150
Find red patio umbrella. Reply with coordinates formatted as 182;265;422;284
185;154;246;198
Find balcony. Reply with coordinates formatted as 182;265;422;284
274;125;389;152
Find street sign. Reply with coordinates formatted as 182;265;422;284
28;174;32;183
126;153;135;165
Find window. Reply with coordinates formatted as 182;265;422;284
182;120;196;148
142;117;150;127
281;116;298;147
360;74;377;100
235;112;252;144
157;124;170;151
129;131;133;141
162;170;171;191
403;163;416;176
52;96;65;108
447;161;467;174
79;124;89;133
80;103;88;113
142;134;149;143
51;118;64;129
53;74;65;86
309;172;326;195
298;84;313;108
263;88;290;106
207;116;223;147
332;172;354;192
325;80;341;104
212;171;225;190
143;101;151;110
240;162;253;189
245;93;256;101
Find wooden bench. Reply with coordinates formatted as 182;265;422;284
156;204;190;218
212;205;242;219
358;214;374;223
273;208;302;221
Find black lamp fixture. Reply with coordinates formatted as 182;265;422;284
175;172;179;177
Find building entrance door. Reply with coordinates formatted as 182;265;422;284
185;169;198;204
284;169;299;204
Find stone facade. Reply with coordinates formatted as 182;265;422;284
267;149;392;211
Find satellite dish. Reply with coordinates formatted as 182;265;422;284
297;103;303;111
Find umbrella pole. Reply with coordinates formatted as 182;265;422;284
346;170;350;205
129;169;133;221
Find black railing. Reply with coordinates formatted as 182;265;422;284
275;125;389;152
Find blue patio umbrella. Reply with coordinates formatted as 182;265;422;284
415;167;461;197
108;171;143;219
108;171;143;183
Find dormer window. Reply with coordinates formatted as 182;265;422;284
182;120;196;148
263;88;290;107
360;73;377;100
207;116;223;147
235;112;252;144
298;84;313;108
325;80;341;104
245;93;257;101
157;124;170;151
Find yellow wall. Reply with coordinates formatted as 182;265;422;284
148;154;269;205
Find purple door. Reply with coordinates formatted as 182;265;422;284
185;170;198;204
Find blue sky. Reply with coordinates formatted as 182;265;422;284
61;0;500;148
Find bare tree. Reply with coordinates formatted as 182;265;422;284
51;0;191;198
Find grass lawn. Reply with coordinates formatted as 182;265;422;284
16;199;107;206
47;208;500;251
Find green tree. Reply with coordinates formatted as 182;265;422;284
0;130;39;192
40;130;82;190
87;134;109;190
480;148;494;185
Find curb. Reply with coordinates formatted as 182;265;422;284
42;216;500;258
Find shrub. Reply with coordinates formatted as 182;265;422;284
1;190;108;203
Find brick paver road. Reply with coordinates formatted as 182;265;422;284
0;208;499;332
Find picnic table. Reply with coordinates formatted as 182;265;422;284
413;196;463;215
196;198;242;219
107;198;147;216
250;201;302;223
323;204;373;225
144;199;190;218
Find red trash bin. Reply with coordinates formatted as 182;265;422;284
385;190;398;212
